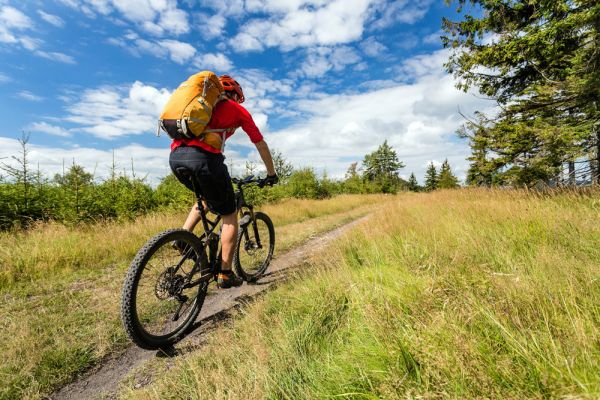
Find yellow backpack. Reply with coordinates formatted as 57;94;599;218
158;71;227;150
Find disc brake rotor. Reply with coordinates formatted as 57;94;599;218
155;267;185;300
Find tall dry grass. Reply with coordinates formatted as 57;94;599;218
121;188;600;399
0;194;387;400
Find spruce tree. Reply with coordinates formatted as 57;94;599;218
444;0;599;186
438;159;460;189
424;163;438;191
407;173;420;192
362;140;405;193
271;149;293;183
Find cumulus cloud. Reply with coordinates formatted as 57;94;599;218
192;52;234;71
218;0;431;53
360;36;387;57
257;49;492;182
369;0;433;29
38;10;65;28
193;12;226;39
423;30;443;45
293;46;362;78
108;33;197;64
60;0;190;36
0;138;249;185
0;136;173;185
63;81;171;139
230;0;372;52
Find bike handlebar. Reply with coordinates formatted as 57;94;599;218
232;175;269;188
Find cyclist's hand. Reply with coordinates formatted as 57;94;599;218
258;174;278;188
264;174;278;186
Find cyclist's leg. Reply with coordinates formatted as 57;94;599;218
182;203;201;231
220;211;238;271
217;211;243;287
182;200;211;231
170;146;209;232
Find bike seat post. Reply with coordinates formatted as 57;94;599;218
175;167;211;233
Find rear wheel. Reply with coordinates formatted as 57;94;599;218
121;229;208;350
234;212;275;282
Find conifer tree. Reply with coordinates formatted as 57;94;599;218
407;173;420;192
424;163;438;191
362;140;405;193
272;149;294;183
438;159;460;189
444;0;599;186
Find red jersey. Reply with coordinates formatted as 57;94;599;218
170;99;264;154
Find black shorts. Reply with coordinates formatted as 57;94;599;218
169;146;236;216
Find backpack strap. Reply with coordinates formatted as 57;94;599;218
200;128;228;152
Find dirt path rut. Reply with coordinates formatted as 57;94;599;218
50;215;369;400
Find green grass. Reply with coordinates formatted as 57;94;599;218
120;188;600;399
0;194;389;400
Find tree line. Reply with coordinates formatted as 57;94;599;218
0;137;461;230
443;0;599;187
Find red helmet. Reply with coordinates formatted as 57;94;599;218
219;75;245;103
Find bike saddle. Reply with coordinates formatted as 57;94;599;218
175;167;201;196
175;167;193;178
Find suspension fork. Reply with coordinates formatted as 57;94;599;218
241;207;262;249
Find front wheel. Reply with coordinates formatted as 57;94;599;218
121;229;208;350
234;212;275;282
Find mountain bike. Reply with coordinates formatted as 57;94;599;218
120;171;275;350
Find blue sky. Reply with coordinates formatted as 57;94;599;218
0;0;489;184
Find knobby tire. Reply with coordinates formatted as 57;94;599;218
234;212;275;282
121;229;208;350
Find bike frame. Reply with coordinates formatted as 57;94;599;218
181;176;263;288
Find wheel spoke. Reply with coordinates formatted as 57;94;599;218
122;230;209;348
235;213;274;280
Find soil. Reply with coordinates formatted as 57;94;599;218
49;215;368;400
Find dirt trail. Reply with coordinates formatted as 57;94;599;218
50;215;369;400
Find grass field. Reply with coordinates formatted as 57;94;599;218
119;188;600;399
0;194;390;400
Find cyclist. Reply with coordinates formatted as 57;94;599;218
169;74;278;288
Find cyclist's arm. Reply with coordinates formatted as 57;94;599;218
254;139;276;176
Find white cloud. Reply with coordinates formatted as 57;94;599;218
0;136;173;185
360;36;387;57
29;122;72;137
17;91;44;102
259;49;491;182
157;39;196;63
35;50;76;64
294;46;362;78
228;68;295;123
0;6;32;30
192;53;234;72
0;6;76;63
369;0;432;29
108;33;197;64
0;72;9;83
60;0;190;36
0;5;32;43
221;0;431;53
230;0;371;52
423;30;443;45
157;7;189;35
63;81;171;139
193;12;226;39
38;10;65;28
